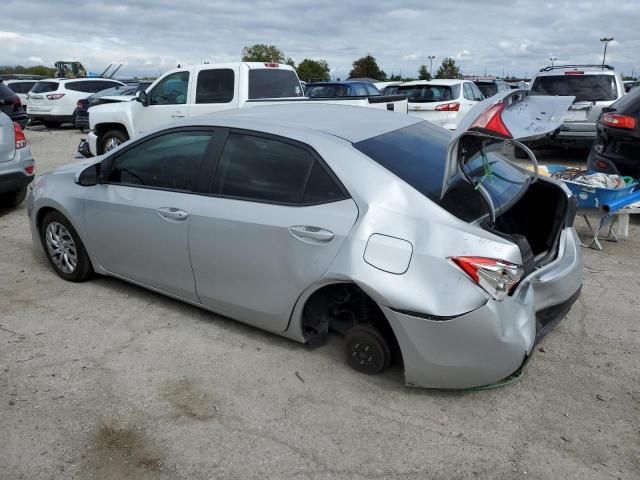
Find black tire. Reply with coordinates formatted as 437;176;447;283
0;186;27;208
43;121;61;129
40;211;93;282
344;325;391;375
514;146;529;159
100;129;129;154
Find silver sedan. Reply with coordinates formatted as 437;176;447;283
28;93;582;388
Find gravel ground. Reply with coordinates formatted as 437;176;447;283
1;126;638;480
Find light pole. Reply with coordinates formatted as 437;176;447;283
428;56;435;76
550;57;557;68
600;37;613;67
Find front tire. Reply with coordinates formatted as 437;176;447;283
40;211;93;282
0;186;27;208
101;129;129;153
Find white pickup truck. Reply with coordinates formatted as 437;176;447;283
83;62;408;156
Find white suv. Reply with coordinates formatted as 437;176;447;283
397;79;485;130
27;78;125;128
4;78;40;108
528;65;625;148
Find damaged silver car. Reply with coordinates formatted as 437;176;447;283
28;93;582;388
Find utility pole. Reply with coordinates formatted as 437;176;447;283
428;56;435;76
600;37;614;67
550;57;557;68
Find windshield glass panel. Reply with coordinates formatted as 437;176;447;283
396;84;458;103
531;74;617;102
248;69;303;99
306;84;352;97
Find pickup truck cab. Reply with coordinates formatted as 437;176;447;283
86;62;408;156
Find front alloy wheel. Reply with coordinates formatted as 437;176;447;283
45;222;78;274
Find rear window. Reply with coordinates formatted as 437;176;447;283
31;81;59;93
353;121;450;202
248;69;303;99
7;81;36;94
531;74;618;102
396;84;460;103
476;82;498;98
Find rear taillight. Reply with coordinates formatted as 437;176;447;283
565;71;584;75
435;102;460;112
46;93;65;100
600;113;637;130
24;165;35;175
451;256;524;301
469;102;512;138
13;96;22;111
13;122;26;149
264;63;279;68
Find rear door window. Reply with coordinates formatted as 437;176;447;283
31;81;59;93
211;133;344;205
65;81;95;93
470;83;484;100
396;84;456;102
196;69;235;103
7;82;35;94
463;83;474;100
531;74;618;102
248;69;303;99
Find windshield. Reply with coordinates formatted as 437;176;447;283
31;81;59;93
531;74;617;102
306;84;352;97
396;84;460;103
248;69;303;99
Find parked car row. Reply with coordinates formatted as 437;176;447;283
0;80;29;129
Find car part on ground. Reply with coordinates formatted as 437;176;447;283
527;65;625;149
587;85;640;178
28;98;582;389
0;112;35;208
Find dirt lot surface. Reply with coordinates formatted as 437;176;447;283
1;126;639;479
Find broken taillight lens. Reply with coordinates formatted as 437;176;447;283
469;102;512;138
13;122;26;149
451;256;524;301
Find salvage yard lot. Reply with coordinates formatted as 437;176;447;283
1;127;639;479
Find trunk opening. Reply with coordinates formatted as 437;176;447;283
490;180;569;266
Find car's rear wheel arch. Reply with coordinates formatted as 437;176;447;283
300;282;402;365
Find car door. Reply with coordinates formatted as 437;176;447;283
132;71;190;135
189;131;359;333
83;128;216;301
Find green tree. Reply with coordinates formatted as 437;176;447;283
241;44;287;63
0;65;56;76
418;65;432;80
435;57;461;79
296;59;330;82
348;54;386;81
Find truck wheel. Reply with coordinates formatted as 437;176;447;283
101;129;129;153
0;186;27;208
344;325;391;374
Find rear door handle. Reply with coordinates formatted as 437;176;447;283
289;225;334;242
157;207;189;221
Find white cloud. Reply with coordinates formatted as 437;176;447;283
28;56;43;63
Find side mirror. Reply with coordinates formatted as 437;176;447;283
76;163;100;186
135;90;149;106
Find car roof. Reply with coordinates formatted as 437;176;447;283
401;79;463;86
535;65;617;77
35;77;124;83
189;104;423;143
306;81;369;86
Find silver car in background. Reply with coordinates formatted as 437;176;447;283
0;112;35;208
28;94;582;389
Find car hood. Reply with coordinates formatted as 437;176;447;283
443;89;575;193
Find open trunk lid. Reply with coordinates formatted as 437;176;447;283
443;89;574;194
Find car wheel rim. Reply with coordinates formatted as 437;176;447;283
45;222;77;274
104;137;121;151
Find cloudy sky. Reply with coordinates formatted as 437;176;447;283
2;0;639;79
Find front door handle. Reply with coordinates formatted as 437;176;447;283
171;112;186;118
289;225;334;242
157;207;189;221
